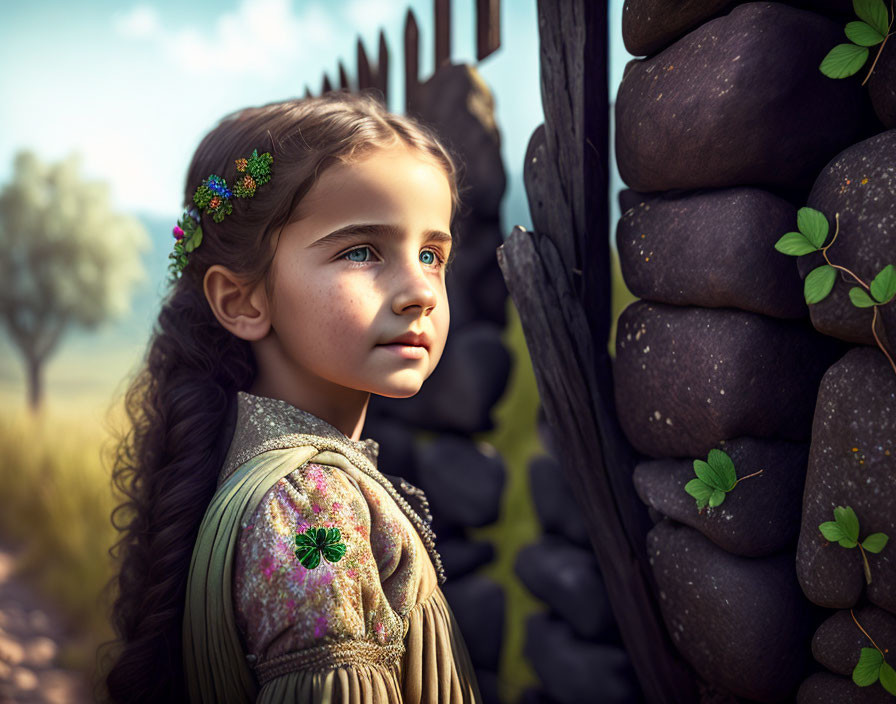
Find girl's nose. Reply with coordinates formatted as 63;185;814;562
391;254;438;314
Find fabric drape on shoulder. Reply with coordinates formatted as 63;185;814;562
234;456;408;702
183;445;318;703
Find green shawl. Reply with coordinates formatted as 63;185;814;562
182;444;320;704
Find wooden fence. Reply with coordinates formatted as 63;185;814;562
304;0;501;113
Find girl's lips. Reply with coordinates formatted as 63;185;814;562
379;344;426;359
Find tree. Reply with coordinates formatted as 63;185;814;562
0;149;149;412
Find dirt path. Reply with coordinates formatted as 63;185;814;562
0;538;92;703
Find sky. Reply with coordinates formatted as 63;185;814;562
0;0;634;228
0;0;637;411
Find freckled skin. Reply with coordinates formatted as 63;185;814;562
205;142;453;440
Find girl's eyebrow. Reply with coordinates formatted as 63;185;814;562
307;223;453;249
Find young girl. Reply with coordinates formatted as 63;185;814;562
98;91;482;703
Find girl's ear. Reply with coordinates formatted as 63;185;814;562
203;264;271;342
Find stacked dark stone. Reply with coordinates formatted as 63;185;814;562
362;63;511;703
614;1;893;702
514;409;641;704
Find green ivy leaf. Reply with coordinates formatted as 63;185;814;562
854;0;890;37
819;520;847;542
834;505;861;542
870;264;896;304
774;232;818;256
707;449;737;491
853;647;883;686
694;459;728;492
820;43;870;77
880;661;896;695
805;265;837;304
862;532;890;554
797;207;830;248
685;478;714;509
845;20;885;45
850;287;878;308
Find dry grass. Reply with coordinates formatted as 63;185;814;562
0;388;130;680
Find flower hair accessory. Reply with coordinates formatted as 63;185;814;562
168;148;274;280
294;526;347;569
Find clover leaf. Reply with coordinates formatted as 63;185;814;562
855;0;891;38
774;206;830;255
818;505;889;584
849;609;896;695
294;526;347;569
871;264;896;304
821;42;870;77
853;648;896;694
820;0;893;80
882;661;896;695
684;449;763;512
805;264;838;304
850;265;896;308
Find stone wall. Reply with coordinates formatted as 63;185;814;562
517;405;642;704
614;1;895;701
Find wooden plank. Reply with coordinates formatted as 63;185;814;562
536;0;653;559
435;0;451;68
503;1;701;702
404;8;420;114
338;59;350;91
497;228;698;704
377;29;390;105
476;0;500;61
581;1;611;351
357;37;372;91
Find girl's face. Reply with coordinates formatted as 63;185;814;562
262;142;452;401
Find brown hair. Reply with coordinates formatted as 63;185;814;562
96;90;465;703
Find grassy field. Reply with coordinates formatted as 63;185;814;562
0;246;635;701
0;391;129;682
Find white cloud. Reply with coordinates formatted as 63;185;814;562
112;0;343;79
112;6;162;39
342;0;407;32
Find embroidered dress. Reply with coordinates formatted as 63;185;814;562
183;390;482;703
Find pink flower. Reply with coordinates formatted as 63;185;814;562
314;615;328;638
374;621;388;643
172;225;184;240
260;555;276;579
312;503;322;514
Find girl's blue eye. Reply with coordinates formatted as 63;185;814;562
344;246;371;263
341;246;445;268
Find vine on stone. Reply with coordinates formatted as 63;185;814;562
820;0;894;86
774;206;896;377
818;505;889;584
851;609;896;695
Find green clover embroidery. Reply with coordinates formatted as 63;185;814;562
294;526;347;569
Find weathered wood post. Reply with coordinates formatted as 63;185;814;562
497;2;699;702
